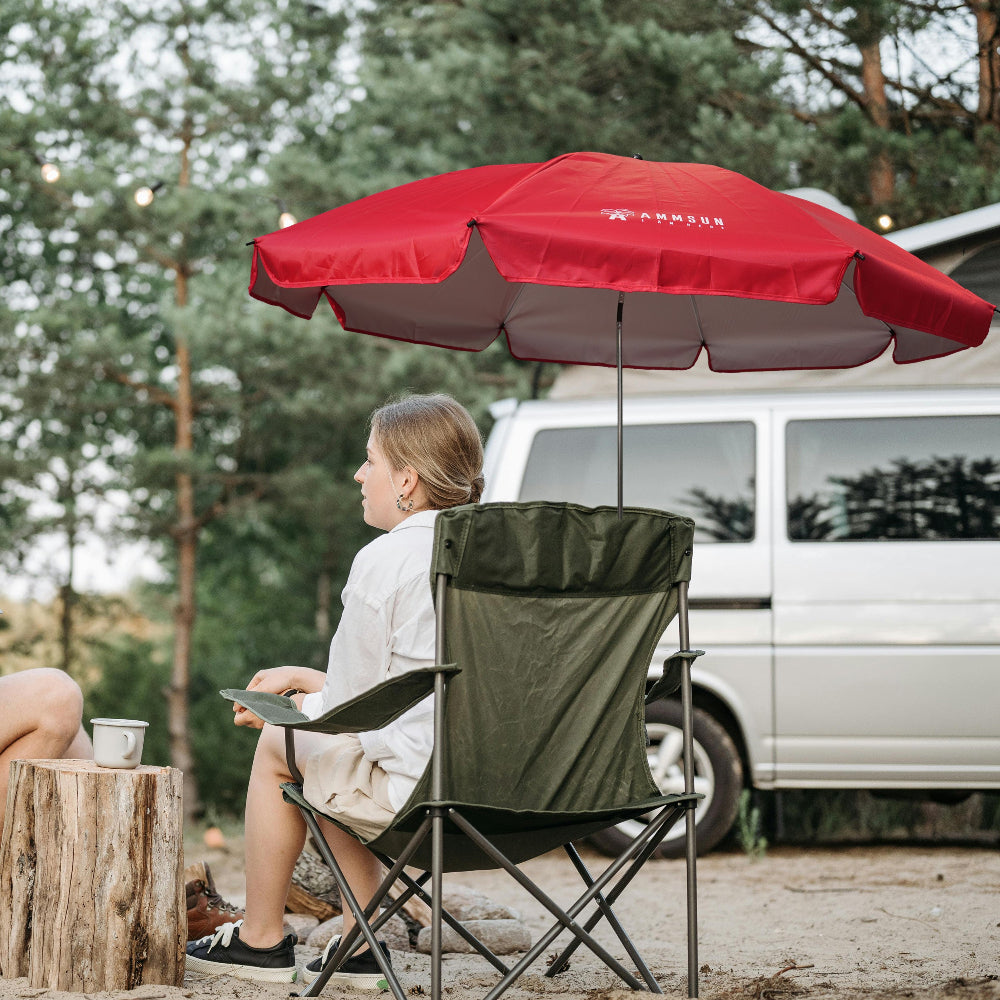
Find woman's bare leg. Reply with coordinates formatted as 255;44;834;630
236;723;309;948
315;815;383;948
237;727;382;951
0;669;92;807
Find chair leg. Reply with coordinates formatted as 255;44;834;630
546;802;686;984
548;842;661;990
382;864;512;976
447;811;647;999
684;802;699;999
293;809;416;1000
430;807;445;1000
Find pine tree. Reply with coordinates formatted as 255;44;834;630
737;0;1000;226
0;0;353;815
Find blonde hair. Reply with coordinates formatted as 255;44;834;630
371;394;485;510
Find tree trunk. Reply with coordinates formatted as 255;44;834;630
859;38;894;206
0;759;185;991
59;481;77;672
170;270;199;820
167;127;200;821
968;0;1000;126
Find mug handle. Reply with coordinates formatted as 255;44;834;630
121;731;138;759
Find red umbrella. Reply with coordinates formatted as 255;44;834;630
249;152;995;510
247;155;995;996
250;151;993;370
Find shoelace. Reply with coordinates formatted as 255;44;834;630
191;879;243;914
207;892;243;915
198;919;243;951
318;935;341;965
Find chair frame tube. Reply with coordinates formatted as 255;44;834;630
677;581;699;998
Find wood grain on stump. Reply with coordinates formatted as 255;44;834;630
0;758;185;991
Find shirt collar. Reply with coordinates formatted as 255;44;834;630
389;509;439;533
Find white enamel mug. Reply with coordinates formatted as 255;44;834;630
91;718;149;769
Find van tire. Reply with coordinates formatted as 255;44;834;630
587;700;744;859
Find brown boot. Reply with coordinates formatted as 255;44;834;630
185;861;245;942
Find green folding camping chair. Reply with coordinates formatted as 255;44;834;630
224;501;703;1000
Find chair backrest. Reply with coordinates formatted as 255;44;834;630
388;503;694;856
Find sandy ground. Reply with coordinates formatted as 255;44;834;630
1;837;997;1000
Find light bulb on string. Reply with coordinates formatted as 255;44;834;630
33;152;60;183
276;199;296;228
134;181;165;207
877;214;894;231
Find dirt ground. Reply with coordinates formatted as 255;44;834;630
1;836;997;1000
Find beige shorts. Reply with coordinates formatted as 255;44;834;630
301;732;396;842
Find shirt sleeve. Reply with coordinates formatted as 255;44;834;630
298;520;437;811
308;573;392;719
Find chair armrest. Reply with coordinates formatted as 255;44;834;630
221;663;460;735
645;649;705;705
220;689;309;726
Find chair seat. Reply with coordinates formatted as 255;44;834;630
282;781;701;870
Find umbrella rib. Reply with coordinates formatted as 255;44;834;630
500;282;529;328
687;294;707;346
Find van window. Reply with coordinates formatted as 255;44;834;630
519;422;756;542
786;415;1000;541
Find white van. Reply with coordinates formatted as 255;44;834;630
481;385;1000;855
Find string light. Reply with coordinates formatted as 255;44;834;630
877;214;894;231
26;153;298;229
276;199;296;228
33;153;60;183
134;181;165;207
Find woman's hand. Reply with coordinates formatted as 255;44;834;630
233;665;325;729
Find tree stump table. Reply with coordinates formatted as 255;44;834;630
0;759;185;991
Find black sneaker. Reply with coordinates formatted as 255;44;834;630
302;935;391;992
185;920;297;983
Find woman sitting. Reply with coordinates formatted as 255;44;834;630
186;393;484;989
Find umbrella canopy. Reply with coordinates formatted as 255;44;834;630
249;151;995;372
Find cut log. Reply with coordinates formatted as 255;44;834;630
286;880;339;920
288;843;433;929
0;759;185;991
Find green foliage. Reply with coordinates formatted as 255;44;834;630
737;789;768;860
775;790;924;841
85;634;172;770
6;0;1000;819
83;607;259;815
739;0;1000;225
298;0;805;203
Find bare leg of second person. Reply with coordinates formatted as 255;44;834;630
0;668;93;807
237;724;382;952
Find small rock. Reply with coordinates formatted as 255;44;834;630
416;918;531;955
307;916;343;949
202;826;227;850
378;913;413;951
284;913;320;939
307;913;411;952
441;885;521;922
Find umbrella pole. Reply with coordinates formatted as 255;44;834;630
616;292;624;520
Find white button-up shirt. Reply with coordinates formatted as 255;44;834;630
300;510;437;811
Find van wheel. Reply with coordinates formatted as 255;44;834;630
587;700;743;859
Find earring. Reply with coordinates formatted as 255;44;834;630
396;494;414;512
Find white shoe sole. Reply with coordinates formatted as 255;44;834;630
185;954;297;983
301;965;388;991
